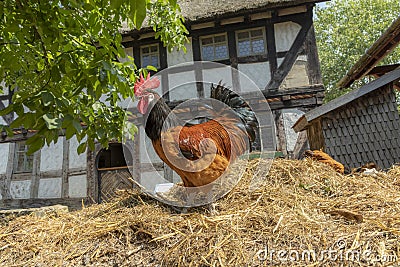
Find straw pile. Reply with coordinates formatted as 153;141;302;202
0;159;399;266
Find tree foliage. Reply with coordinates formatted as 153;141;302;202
0;0;188;154
314;0;400;102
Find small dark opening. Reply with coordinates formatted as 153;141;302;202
97;143;132;169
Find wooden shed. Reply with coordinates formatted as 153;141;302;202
293;68;400;169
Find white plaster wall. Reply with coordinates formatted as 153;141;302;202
139;126;161;164
282;109;305;152
238;62;271;92
203;67;233;97
280;57;309;89
40;139;63;172
38;178;62;198
167;38;193;66
274;21;301;52
168;71;198;101
69;136;87;170
10;180;31;199
0;100;8;124
68;175;87;198
119;47;134;63
0;143;10;174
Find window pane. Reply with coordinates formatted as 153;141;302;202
215;45;228;59
238;40;251;56
252;39;265;54
237;31;249;40
202;46;214;61
13;143;34;173
26;154;34;171
214;35;226;43
151;55;159;67
142;55;151;66
15;153;24;172
251;29;263;37
150;45;158;53
141;47;149;54
201;37;213;46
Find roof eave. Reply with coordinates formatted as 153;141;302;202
337;15;400;89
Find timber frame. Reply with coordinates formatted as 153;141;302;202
0;0;327;209
121;3;323;105
121;2;325;157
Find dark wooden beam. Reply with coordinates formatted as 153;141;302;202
192;36;205;98
367;64;400;76
266;22;278;77
304;25;322;85
266;8;313;90
227;30;238;68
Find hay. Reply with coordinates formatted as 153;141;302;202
0;159;399;266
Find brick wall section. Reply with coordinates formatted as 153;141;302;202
321;85;400;169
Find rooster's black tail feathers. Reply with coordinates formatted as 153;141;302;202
210;82;258;142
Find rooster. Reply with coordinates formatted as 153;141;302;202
134;74;257;187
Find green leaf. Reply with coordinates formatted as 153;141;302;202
51;65;61;81
43;114;61;129
77;142;87;154
146;65;158;72
26;135;45;155
168;0;177;8
130;0;147;28
72;119;82;133
65;125;76;140
0;104;14;116
42;92;54;106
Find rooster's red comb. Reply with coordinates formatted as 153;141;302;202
134;73;160;96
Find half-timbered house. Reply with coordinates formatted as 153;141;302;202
0;0;326;209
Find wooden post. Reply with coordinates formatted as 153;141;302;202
275;110;288;157
292;130;309;159
30;150;41;198
4;143;15;199
61;137;70;198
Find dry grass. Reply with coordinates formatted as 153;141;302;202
0;159;399;266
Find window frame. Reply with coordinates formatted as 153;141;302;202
13;142;34;174
235;27;267;57
140;43;160;69
199;33;229;61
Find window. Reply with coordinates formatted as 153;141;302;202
236;28;266;57
140;44;160;68
200;33;229;61
14;142;34;173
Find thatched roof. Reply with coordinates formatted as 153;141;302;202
177;0;323;22
121;0;326;33
337;15;400;89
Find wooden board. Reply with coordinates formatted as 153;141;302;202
99;169;133;203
